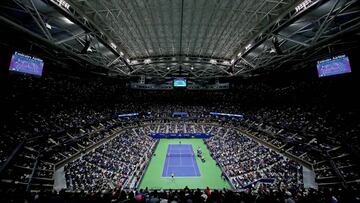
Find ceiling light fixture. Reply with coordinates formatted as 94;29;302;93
223;61;230;65
110;42;117;50
210;59;217;64
61;17;74;25
45;23;52;30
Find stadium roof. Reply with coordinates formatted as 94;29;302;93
1;0;360;79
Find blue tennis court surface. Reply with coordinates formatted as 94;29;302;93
162;144;201;177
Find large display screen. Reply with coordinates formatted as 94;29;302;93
317;55;351;77
173;78;187;87
9;52;44;76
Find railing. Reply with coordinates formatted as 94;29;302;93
202;121;314;169
133;140;159;189
0;142;24;177
54;125;135;169
203;140;235;190
26;156;39;191
4;116;346;191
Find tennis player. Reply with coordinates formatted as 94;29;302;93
171;172;175;182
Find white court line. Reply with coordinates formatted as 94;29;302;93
165;144;171;176
190;145;199;176
169;157;193;167
160;176;201;179
166;144;198;176
180;149;182;167
167;165;196;167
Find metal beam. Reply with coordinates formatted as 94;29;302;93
55;31;86;45
239;56;256;68
261;19;360;69
0;15;102;68
275;34;310;47
43;0;133;71
233;0;320;66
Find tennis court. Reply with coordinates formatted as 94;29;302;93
162;144;200;177
139;139;231;189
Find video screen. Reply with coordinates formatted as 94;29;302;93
9;52;44;76
317;55;351;77
173;78;187;87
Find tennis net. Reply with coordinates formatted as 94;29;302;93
166;152;194;157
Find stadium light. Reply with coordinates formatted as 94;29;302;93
61;17;74;25
51;0;70;10
210;59;217;64
295;0;318;13
110;42;117;50
223;61;230;65
45;23;52;30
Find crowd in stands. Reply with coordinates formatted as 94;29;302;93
1;72;360;202
2;186;360;203
236;110;360;186
65;129;156;191
205;128;302;190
